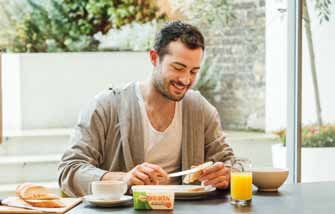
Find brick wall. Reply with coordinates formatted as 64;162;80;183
204;0;266;130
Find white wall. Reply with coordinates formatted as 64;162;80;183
2;54;22;132
2;52;151;131
266;0;335;132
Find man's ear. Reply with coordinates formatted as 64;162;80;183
149;49;159;67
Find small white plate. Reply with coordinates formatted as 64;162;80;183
174;185;216;199
84;195;133;207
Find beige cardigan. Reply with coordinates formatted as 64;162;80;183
58;82;234;196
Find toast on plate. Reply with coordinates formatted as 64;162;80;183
16;183;65;208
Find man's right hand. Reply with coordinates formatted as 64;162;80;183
125;162;169;186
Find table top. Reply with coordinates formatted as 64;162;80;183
68;181;335;214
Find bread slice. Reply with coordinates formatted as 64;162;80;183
183;161;214;184
16;183;59;200
16;183;65;208
183;170;203;184
16;183;59;201
25;199;65;208
188;187;205;192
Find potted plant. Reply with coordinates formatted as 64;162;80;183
0;0;165;131
272;125;335;182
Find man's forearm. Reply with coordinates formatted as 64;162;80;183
101;171;127;181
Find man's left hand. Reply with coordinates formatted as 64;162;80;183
199;162;230;189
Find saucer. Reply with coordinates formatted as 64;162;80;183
84;195;133;207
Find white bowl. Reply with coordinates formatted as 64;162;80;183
251;168;289;192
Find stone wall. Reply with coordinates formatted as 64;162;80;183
205;0;266;130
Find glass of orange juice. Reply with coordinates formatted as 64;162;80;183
230;158;252;206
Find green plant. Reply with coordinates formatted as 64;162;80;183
0;0;27;51
275;125;335;147
5;0;165;52
172;0;235;32
314;0;334;23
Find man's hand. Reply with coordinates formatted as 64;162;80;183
125;162;169;186
199;162;230;189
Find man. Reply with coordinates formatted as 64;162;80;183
58;21;234;197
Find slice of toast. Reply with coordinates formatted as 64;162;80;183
16;183;65;208
24;199;65;208
16;183;59;200
187;187;205;192
183;161;214;184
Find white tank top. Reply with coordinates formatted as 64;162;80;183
135;82;182;184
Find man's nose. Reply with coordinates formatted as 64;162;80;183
178;73;191;85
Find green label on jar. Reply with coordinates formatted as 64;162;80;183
133;192;174;210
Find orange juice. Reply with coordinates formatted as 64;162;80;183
230;171;252;201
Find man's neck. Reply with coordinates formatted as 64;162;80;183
139;80;176;112
139;80;176;132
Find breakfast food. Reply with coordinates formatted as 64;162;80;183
188;187;205;192
183;161;213;184
24;199;65;208
16;183;65;208
16;183;59;200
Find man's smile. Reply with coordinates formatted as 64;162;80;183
171;81;188;94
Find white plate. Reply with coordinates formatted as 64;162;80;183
133;185;216;199
174;185;216;199
84;195;133;207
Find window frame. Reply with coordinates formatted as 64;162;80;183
286;0;303;183
0;52;2;144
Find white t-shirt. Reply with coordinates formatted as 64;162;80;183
135;82;182;183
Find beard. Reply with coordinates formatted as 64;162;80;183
153;68;189;102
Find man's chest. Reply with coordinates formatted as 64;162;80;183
146;109;175;132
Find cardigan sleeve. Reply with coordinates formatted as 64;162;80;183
57;90;114;197
201;97;235;164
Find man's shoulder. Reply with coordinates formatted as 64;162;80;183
184;89;207;104
94;82;135;104
78;82;136;126
184;89;216;114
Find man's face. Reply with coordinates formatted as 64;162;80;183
151;41;203;101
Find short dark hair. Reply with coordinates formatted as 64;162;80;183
153;21;205;61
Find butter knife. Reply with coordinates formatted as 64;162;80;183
168;167;201;178
168;161;214;178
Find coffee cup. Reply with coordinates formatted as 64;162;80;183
91;180;127;200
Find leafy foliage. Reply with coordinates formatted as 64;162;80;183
314;0;335;23
0;0;27;51
275;125;335;147
172;0;235;32
5;0;164;52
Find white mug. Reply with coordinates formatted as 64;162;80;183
91;180;127;200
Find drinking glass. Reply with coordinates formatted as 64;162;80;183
230;158;252;206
